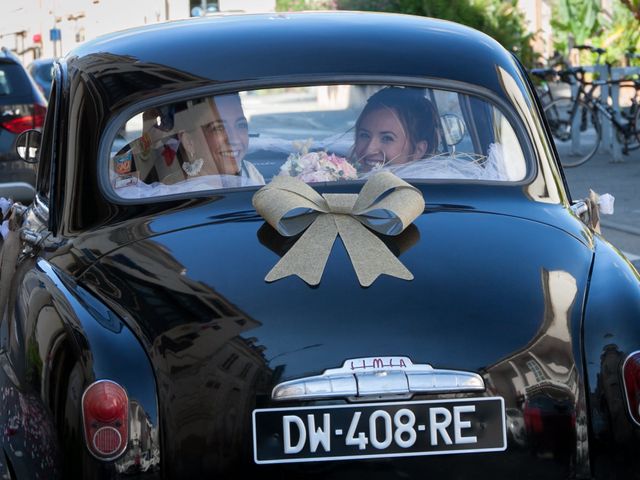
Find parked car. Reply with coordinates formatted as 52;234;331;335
0;47;46;203
1;11;639;480
26;57;55;98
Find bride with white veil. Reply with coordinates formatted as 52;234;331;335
351;87;510;182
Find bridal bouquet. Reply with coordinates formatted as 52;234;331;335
279;139;357;183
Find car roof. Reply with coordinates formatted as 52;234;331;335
52;11;565;235
0;46;22;64
28;57;55;68
66;12;525;104
0;47;45;103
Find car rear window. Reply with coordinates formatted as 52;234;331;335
0;63;32;97
107;84;529;200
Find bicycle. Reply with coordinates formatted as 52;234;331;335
543;67;640;167
530;68;560;109
529;53;570;109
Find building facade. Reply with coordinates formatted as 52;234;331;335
519;0;553;62
0;0;275;63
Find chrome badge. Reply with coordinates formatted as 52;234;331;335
272;356;485;402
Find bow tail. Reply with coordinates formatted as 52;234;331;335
335;215;413;287
265;214;337;286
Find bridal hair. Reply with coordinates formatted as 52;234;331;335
355;87;439;158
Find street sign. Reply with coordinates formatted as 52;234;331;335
50;28;61;41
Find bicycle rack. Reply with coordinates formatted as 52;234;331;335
608;66;640;162
569;64;609;158
569;65;640;162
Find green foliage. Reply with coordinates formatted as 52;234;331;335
596;1;640;66
551;0;601;59
551;0;640;67
276;0;337;10
336;0;537;67
328;0;640;67
472;0;537;67
619;0;640;20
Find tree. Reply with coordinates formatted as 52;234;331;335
551;0;640;66
276;0;337;10
620;0;640;21
597;1;640;65
551;0;601;57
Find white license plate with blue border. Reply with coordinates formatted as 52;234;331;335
253;397;506;464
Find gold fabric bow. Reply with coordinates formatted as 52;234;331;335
252;172;424;286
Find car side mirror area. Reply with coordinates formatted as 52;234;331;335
571;191;615;233
15;129;42;164
570;200;590;223
440;113;466;147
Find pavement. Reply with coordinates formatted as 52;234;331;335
561;144;640;269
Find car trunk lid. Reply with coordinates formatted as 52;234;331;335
82;207;592;478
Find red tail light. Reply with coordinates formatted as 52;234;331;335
82;380;129;460
32;103;46;128
0;103;46;134
622;351;640;426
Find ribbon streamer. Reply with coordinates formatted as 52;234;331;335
252;172;424;286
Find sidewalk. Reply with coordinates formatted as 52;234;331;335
561;145;640;266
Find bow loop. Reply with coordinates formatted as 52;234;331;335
253;172;425;286
351;171;424;235
252;175;328;236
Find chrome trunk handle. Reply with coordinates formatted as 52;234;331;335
272;356;485;402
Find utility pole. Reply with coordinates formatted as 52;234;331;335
51;16;63;57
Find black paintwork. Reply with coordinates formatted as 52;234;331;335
0;11;639;480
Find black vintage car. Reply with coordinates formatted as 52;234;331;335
1;11;639;480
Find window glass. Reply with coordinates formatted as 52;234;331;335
33;62;54;83
108;84;528;200
0;64;32;96
36;76;57;201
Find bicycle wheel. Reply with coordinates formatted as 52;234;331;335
615;84;640;150
544;97;601;167
535;85;552;109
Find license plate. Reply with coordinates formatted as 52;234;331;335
253;397;506;464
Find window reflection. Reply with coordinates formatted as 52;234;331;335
109;84;529;200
